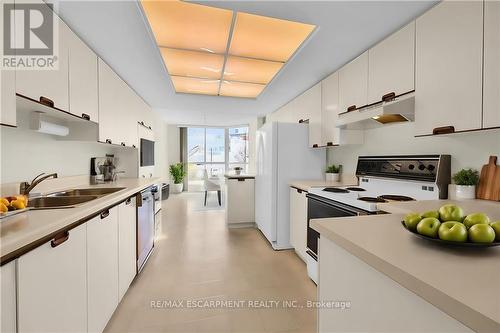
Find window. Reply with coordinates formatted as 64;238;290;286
186;126;249;191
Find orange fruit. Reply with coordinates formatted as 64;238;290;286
0;202;7;213
10;200;26;210
0;198;9;206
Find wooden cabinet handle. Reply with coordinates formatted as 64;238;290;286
39;96;54;108
433;126;455;135
326;142;334;146
100;210;110;219
312;144;319;148
81;113;90;121
382;92;396;102
296;188;303;194
298;119;304;123
347;105;357;112
121;142;126;146
237;178;245;182
105;139;112;144
125;198;132;205
51;231;69;248
148;126;152;130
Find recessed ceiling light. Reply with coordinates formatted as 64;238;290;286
160;48;224;79
141;0;233;54
220;81;266;98
223;56;283;84
141;1;315;98
229;12;315;62
171;76;220;96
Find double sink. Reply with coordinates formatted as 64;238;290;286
28;187;126;209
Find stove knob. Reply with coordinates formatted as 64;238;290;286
408;164;415;170
418;164;426;171
427;164;435;171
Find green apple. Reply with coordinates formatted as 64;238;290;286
439;204;465;222
417;217;441;238
403;213;422;231
438;222;467;242
463;213;490;229
489;221;500;241
468;224;496;243
422;210;440;219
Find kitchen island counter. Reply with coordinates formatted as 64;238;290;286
311;199;500;333
289;175;358;192
0;177;160;264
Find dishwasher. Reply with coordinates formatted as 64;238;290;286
137;186;155;272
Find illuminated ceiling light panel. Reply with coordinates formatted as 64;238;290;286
223;56;283;84
160;48;224;79
141;0;233;54
141;1;315;98
229;12;315;62
171;76;220;96
220;81;266;98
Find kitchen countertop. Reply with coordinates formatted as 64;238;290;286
289;176;358;192
0;177;160;265
311;199;500;333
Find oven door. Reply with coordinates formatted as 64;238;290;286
306;194;368;257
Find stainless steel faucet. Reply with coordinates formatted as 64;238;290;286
20;173;58;196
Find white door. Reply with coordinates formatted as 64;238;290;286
15;0;69;111
87;208;119;333
255;122;277;243
68;27;98;122
1;260;16;333
118;197;137;301
483;0;500;129
17;224;87;333
415;1;483;135
339;51;368;113
368;21;415;104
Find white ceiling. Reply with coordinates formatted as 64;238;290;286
50;0;437;126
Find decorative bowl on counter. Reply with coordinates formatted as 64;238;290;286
401;221;500;248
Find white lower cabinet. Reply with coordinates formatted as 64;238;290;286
17;223;87;333
1;260;16;333
87;208;119;333
289;187;308;261
225;177;255;226
118;197;137;301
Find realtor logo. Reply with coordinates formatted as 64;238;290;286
1;2;58;69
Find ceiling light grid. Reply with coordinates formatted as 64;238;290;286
141;0;315;98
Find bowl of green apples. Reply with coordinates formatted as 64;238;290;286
402;204;500;247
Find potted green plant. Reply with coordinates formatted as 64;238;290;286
326;164;342;182
169;163;186;193
452;168;479;199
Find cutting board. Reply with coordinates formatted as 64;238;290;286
476;156;500;201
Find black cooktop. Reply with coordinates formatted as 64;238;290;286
378;195;415;202
358;197;387;203
323;187;349;193
345;187;366;192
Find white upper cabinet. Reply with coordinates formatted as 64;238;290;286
98;59;120;144
87;208;119;333
67;28;98;122
305;82;322;147
15;0;69;111
415;1;483;136
339;51;368;113
17;224;87;333
483;0;500;129
368;21;415;104
321;72;340;146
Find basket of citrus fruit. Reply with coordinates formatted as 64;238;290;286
402;204;500;247
0;195;29;219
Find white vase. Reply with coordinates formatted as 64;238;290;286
171;183;183;194
455;185;476;199
326;173;340;182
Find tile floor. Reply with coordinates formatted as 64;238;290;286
104;192;317;333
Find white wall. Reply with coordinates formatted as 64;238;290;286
0;126;138;184
166;124;181;169
327;122;500;175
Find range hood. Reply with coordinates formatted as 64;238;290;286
337;93;415;129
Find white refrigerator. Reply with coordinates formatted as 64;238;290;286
255;122;326;250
